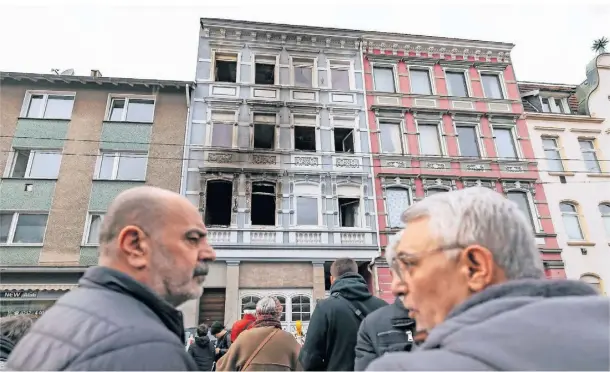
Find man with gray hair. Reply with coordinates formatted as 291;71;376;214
367;187;609;371
0;315;34;370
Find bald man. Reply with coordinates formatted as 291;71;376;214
7;186;216;371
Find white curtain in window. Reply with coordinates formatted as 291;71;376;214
386;188;409;228
379;123;402;154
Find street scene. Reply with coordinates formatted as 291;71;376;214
0;1;609;370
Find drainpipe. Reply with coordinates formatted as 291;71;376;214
179;83;193;196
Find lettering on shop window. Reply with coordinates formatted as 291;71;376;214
1;291;38;298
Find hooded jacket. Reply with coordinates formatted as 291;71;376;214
367;279;610;371
188;336;216;371
231;313;256;342
299;273;387;371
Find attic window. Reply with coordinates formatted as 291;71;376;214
215;53;237;83
251;182;276;226
541;96;569;114
334;128;354;153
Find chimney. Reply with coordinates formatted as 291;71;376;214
90;70;102;78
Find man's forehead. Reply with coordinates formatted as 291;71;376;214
398;218;432;253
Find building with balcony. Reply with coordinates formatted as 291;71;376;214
0;71;191;317
179;19;379;332
361;34;565;302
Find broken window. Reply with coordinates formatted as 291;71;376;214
251;182;276;226
293;59;314;87
215;53;237;83
255;56;276;85
334;128;354;153
253;114;276;149
339;198;359;227
205;180;232;226
294;126;316;151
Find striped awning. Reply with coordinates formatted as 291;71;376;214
0;284;78;291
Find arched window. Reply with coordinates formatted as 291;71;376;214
240;295;260;316
560;202;584;241
276;295;287;322
290;295;311;321
599;203;610;239
580;274;602;293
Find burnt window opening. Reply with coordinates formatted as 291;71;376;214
253;124;275;149
251;183;276;226
205;180;232;226
334;128;354;153
294;126;316;151
255;63;275;85
215;60;237;83
339;197;359;227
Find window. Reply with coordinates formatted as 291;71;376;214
580;274;602;293
85;213;104;245
96;152;147;181
507;191;536;231
24;93;74;119
542;138;563;172
410;68;433;95
293;59;314;88
214;53;237;83
255;56;276;85
251;182;276;226
210;111;235;148
481;73;504;99
108;97;155;123
554;98;565;113
373;66;395;93
426;189;448;196
330;61;351;91
560;202;584;241
418;123;442;156
290;295;311;321
204;180;232;226
333;128;354;153
494;127;517;159
456;126;480;157
296;196;318;226
293;115;317;152
10;150;62;179
446;71;469;97
579;139;601;173
338;198;359;227
0;213;48;244
541;98;551;113
599;203;610;239
378;122;403;154
541;97;568;113
386;188;410;228
253;114;276;150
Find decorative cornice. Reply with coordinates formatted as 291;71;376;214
523;112;604;123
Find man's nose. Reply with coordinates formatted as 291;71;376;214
199;241;216;261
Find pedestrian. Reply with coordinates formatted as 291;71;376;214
216;296;302;371
188;323;216;371
210;321;231;361
354;231;416;371
0;315;34;370
299;258;387;371
230;301;256;342
367;187;610;371
6;186;217;370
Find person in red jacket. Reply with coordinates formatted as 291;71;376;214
230;302;256;342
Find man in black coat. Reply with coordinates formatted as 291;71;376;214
299;258;387;371
210;321;231;361
188;324;216;371
7;186;217;371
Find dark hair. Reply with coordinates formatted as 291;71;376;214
0;315;34;344
197;323;209;337
330;257;358;278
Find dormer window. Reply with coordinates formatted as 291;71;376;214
540;96;569;114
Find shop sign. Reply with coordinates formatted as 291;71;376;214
1;291;38;298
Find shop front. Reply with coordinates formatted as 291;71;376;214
0;284;77;318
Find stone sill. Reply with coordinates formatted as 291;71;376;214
566;241;596;247
587;173;610;178
548;171;575;177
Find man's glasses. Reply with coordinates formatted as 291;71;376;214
391;246;464;280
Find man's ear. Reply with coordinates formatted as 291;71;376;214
117;225;149;270
461;245;495;292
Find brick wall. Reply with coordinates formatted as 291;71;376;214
238;262;313;288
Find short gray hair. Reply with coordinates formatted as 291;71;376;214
256;296;282;320
0;315;34;344
385;230;405;266
401;187;544;280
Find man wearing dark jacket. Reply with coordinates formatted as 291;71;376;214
210;322;231;361
299;258;387;371
7;186;217;371
188;324;216;371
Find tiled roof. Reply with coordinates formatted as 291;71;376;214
517;82;579;114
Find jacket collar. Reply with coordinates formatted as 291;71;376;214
80;266;185;342
391;297;415;329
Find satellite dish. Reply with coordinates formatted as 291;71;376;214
60;68;75;76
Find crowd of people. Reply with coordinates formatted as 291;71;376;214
0;185;608;371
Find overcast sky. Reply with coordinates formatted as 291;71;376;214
0;0;607;85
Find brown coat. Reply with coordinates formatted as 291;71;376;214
216;326;302;371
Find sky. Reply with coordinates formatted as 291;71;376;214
0;0;608;85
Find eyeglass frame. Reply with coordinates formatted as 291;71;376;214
391;246;465;280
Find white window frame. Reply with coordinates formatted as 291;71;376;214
328;59;355;91
20;91;76;119
94;151;148;181
104;95;156;123
491;124;522;160
249;180;278;227
559;201;586;241
384;186;413;229
291;114;320;152
336;184;364;229
376;117;406;155
251;112;279;150
6;149;62;179
252;53;280;85
539;95;570;114
408;65;435;95
82;212;105;246
454;122;486;158
211;50;241;83
372;63;398;93
540;136;565;172
416;120;446;157
425;187;450;197
506;189;542;233
479;70;507;100
443;68;472;97
0;212;49;246
294;183;322;228
331;116;359;154
600;203;610;239
290;56;318;88
578;138;602;174
206;110;238;148
239;289;314;333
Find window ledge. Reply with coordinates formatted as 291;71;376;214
17;116;71;121
587;173;610;178
81;244;99;248
0;244;44;247
1;177;58;181
103;120;154;125
92;178;146;183
548;171;575;177
566;241;596;247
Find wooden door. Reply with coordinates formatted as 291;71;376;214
198;288;226;326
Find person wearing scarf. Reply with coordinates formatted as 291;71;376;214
216;296;303;371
